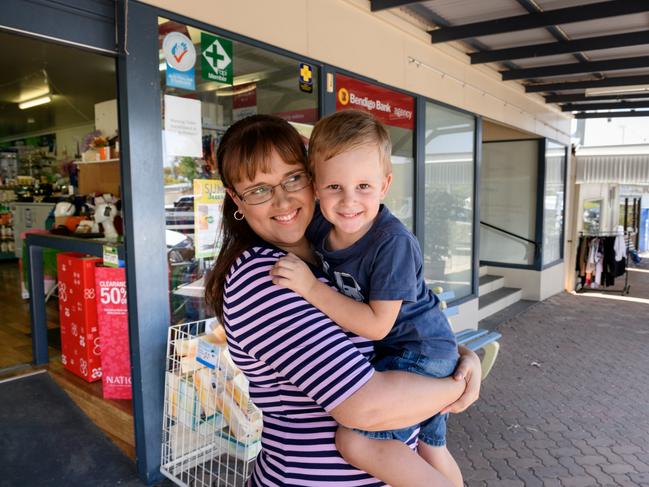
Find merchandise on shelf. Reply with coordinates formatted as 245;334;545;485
0;201;15;259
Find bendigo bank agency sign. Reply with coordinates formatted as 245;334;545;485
336;74;414;130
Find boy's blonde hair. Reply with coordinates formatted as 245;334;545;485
308;109;392;176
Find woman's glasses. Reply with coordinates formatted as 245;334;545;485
236;171;311;205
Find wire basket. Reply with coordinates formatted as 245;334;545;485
161;320;261;486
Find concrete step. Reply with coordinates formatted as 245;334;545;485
478;287;522;321
479;299;538;331
479;266;488;278
479;274;505;297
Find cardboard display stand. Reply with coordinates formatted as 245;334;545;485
95;266;132;399
57;253;103;382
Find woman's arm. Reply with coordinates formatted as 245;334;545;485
331;369;465;431
331;345;481;430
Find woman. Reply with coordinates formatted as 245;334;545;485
205;115;481;486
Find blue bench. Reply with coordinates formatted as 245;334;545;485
455;328;502;380
434;288;502;380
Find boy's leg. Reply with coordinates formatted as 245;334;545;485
417;442;463;487
415;356;464;487
336;426;454;487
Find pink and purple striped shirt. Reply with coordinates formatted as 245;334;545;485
223;245;414;486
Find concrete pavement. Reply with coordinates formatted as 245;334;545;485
447;258;649;486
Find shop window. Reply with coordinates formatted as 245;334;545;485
423;103;475;300
542;142;566;265
334;74;415;230
480;140;538;266
158;18;320;323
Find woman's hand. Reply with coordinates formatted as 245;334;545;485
440;345;481;414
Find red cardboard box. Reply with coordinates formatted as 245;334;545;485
95;266;132;399
57;253;103;382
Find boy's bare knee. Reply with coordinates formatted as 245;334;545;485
335;427;368;466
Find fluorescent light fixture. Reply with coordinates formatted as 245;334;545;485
18;95;51;110
585;85;649;97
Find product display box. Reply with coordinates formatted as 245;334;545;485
57;252;103;382
76;160;121;195
95;266;132;399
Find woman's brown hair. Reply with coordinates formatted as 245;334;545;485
205;115;308;322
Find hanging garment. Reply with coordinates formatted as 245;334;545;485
577;237;589;277
594;239;604;287
602;237;616;287
614;232;626;262
585;238;596;285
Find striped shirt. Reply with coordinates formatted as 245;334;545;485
223;246;398;486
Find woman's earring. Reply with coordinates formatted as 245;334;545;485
234;210;245;221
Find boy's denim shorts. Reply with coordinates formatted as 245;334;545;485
353;350;458;447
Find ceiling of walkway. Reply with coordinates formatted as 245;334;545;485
372;0;649;119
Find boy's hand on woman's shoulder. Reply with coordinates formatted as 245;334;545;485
270;253;319;299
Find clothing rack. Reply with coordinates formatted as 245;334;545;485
576;231;630;295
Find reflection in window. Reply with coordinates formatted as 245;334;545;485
158;18;319;323
583;200;602;234
423;103;475;300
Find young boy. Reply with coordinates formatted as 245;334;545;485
270;109;463;487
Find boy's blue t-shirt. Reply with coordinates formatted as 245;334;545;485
307;204;458;361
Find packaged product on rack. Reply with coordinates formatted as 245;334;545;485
161;321;261;486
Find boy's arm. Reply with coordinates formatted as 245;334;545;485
270;253;400;340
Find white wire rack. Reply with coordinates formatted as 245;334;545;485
161;320;261;487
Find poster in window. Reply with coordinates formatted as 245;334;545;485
193;179;224;258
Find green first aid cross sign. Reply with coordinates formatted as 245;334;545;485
201;33;233;84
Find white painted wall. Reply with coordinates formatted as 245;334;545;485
539;262;565;301
483;263;564;301
564;152;579;292
142;0;571;142
447;298;479;332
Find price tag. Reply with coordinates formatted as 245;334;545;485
103;245;119;268
196;337;221;369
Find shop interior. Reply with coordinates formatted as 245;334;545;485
0;31;135;458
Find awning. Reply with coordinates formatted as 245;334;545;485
576;154;649;184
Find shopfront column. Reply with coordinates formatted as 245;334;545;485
116;2;169;483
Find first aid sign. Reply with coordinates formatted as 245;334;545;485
201;33;233;84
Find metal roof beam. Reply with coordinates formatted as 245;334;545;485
428;1;649;44
471;31;649;65
525;75;649;93
574;111;649;119
562;101;649;112
503;55;649;81
546;92;649;103
370;0;419;11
